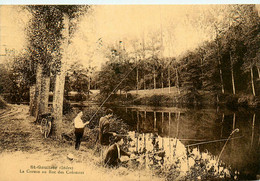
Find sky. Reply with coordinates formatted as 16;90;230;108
1;5;259;69
0;6;30;55
69;5;227;69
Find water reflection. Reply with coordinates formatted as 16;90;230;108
111;106;260;179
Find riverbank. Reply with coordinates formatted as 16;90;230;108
0;104;239;181
101;88;260;109
0;104;162;181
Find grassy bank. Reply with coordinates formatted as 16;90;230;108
0;104;239;181
66;106;237;181
98;88;260;109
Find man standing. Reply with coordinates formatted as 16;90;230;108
74;111;85;150
99;109;117;146
99;109;117;161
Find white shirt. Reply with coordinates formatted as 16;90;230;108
74;113;84;128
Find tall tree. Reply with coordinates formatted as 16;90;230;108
240;5;260;96
52;5;89;138
26;5;65;118
26;5;89;137
179;52;202;104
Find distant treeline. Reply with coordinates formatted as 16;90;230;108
97;5;259;106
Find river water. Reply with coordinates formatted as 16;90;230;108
107;105;260;180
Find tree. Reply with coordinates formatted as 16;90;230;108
26;5;89;138
179;52;202;104
26;5;64;118
240;5;260;96
66;62;91;100
52;6;89;138
0;49;33;104
98;47;135;97
200;41;223;99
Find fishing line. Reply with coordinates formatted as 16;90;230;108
185;135;242;147
85;61;140;126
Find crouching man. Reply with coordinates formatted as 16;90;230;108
104;136;131;168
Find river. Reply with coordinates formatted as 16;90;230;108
107;105;260;180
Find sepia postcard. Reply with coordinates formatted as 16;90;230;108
0;3;259;181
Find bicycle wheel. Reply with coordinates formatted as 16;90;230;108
44;120;52;138
40;118;47;134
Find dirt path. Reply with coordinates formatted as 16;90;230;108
0;104;161;181
0;104;97;161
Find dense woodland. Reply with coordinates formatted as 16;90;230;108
0;5;259;138
97;5;260;103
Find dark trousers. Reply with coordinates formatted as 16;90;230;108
75;128;84;150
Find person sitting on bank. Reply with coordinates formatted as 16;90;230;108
74;111;89;150
99;109;117;146
104;136;131;168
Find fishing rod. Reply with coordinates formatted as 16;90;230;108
217;128;239;163
84;61;140;127
185;135;242;147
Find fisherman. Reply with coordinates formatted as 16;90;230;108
104;136;131;168
73;110;89;150
99;109;117;161
99;109;117;146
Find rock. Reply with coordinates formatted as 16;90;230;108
67;153;74;160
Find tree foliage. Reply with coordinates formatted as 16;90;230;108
97;5;260;99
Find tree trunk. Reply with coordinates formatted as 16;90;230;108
219;64;225;94
251;113;255;148
29;84;36;116
143;74;146;90
136;66;139;94
52;13;69;138
175;68;180;94
231;67;236;95
230;52;236;95
168;67;171;93
33;63;43;118
53;66;66;137
257;66;260;79
232;113;236;130
220;113;225;138
88;76;91;97
161;72;164;91
250;66;256;96
153;67;156;89
217;39;224;94
39;73;50;115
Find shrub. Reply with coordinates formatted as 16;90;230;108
0;96;8;109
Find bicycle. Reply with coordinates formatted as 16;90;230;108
40;117;52;138
38;113;53;138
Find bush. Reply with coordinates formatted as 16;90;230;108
0;96;8;109
225;95;238;110
148;95;164;106
74;92;87;102
63;99;72;115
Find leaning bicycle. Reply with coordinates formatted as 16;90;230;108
38;113;53;138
